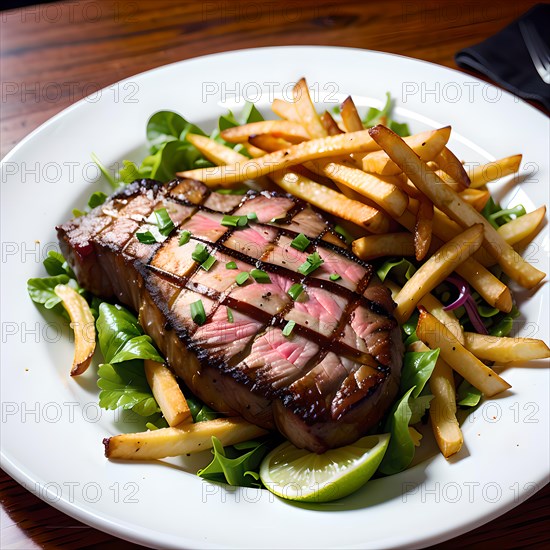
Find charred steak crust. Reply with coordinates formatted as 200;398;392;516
58;178;404;452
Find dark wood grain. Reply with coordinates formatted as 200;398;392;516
1;1;548;548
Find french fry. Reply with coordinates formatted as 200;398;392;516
190;132;390;232
418;292;465;345
340;96;364;132
186;133;246;165
459;188;491;212
362;127;451;176
409;341;463;458
497;205;547;246
292;77;327;139
321;111;344;135
369;125;545;289
416;308;511;397
414;198;433;261
104;417;268;460
385;280;465;345
394;224;484;322
469;154;522;189
309;159;409;217
463;332;550;363
272;170;391;233
271;98;299;121
144;360;191;426
352;233;415;260
434;147;470;191
396;208;512;312
220;120;310;144
177;130;381;186
54;284;96;376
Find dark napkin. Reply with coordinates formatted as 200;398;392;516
455;4;550;110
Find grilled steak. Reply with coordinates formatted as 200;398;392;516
58;178;403;453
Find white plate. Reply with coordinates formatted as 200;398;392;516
1;46;549;549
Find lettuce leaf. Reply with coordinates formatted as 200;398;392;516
96;302;163;364
378;349;438;475
198;437;271;487
377;257;416;284
97;361;160;416
363;93;410;137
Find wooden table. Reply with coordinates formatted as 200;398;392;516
1;1;548;547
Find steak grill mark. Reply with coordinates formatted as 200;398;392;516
58;178;403;452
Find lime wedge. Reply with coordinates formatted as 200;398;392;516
260;433;390;503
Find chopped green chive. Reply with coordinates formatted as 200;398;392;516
236;272;250;285
200;255;216;271
298;251;324;276
282;320;296;337
190;299;206;326
329;273;341;281
246;212;258;221
226;261;237;270
288;283;304;301
136;231;157;244
192;243;210;264
221;215;240;227
334;224;354;245
88;191;108;209
290;233;311;252
154;208;175;236
250;269;271;284
178;230;191;246
226;307;234;323
216;187;248;195
237;215;248;227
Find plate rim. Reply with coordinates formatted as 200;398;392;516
1;45;548;550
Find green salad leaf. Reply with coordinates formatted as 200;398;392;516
378;349;438;475
96;303;163;364
43;250;75;278
377;258;416;284
97;361;160;416
186;394;219;422
363;93;410;137
457;379;482;408
198;437;271;487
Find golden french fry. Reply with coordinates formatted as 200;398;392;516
352;233;414;260
308;159;409;217
177;129;381;186
54;284;95;376
369;125;545;289
340;96;364;132
190;132;389;232
414;198;433;261
363;127;451;176
104;417;268;460
385;279;465;345
497;205;547;246
409;341;463;458
464;332;550;363
397;208;512;312
144;360;191;427
220;120;309;144
321;111;344;135
416;308;511;397
394;224;484;322
271;98;299;121
434;147;470;191
292;77;327;139
459;188;491;212
418;292;465;345
186;133;245;165
469;155;522;189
